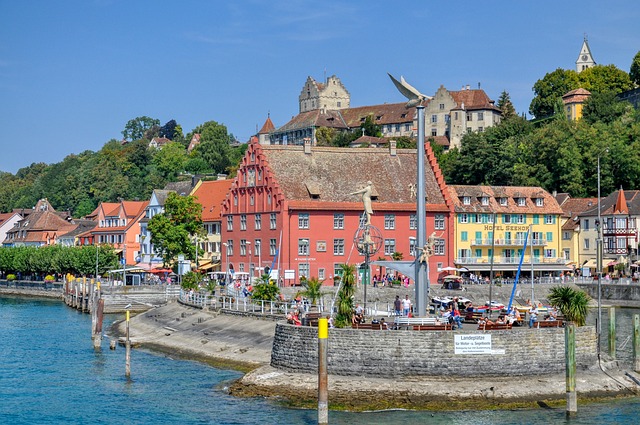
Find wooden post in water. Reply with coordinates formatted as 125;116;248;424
565;323;577;416
93;296;104;350
125;310;131;378
317;317;328;425
608;307;616;359
634;314;640;372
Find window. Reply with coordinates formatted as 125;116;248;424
544;249;556;258
503;215;512;224
517;197;526;206
545;215;555;225
250;195;254;206
583;219;589;230
459;214;468;223
409;237;416;257
517;214;526;224
384;239;396;255
298;263;309;280
546;232;553;242
333;239;344;255
477;112;484;121
384;214;395;230
267;193;272;205
535;198;544;207
240;240;248;256
234;195;238;206
227;216;233;231
404;123;411;132
434;214;445;230
298;213;309;229
461;231;468;242
255;214;261;230
480;196;489;206
584;239;590;249
563;231;571;240
395;124;400;132
434;239;445;255
431;114;437;123
240;214;247;230
318;268;325;280
254;239;261;258
269;239;277;255
333;213;344;229
478;126;484;132
466;112;472;121
298;239;310;255
431;129;437;137
270;213;277;229
462;196;471;205
533;214;540;225
439;103;445;110
226;240;233;256
454;111;459;120
410;214;417;230
563;249;570;260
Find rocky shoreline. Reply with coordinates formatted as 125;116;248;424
109;283;640;411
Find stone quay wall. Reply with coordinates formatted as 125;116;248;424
271;324;597;378
578;283;640;302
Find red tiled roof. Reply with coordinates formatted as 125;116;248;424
449;89;499;111
614;188;629;214
563;88;591;104
258;117;275;134
340;103;415;127
192;180;233;221
447;185;563;214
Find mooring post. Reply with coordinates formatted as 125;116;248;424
634;314;640;373
93;297;104;350
318;317;328;425
608;307;616;359
125;310;131;378
565;323;577;416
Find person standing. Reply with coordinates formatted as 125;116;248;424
402;295;412;317
394;295;402;316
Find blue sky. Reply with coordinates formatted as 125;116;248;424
1;0;639;174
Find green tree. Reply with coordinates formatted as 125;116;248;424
315;127;336;146
251;277;280;302
547;286;590;326
530;68;580;119
190;121;234;174
578;64;633;94
148;193;203;267
360;115;382;137
582;91;631;124
496;90;517;119
122;116;161;141
160;119;179;140
334;263;356;328
630;50;640;86
151;142;188;180
299;277;324;306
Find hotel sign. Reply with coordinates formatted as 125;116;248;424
483;225;529;231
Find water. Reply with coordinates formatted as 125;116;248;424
0;296;638;425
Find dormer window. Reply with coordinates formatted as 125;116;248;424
535;198;544;207
499;197;508;206
517;197;526;206
480;196;489;206
462;196;471;205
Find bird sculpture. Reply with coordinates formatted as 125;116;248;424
387;73;432;107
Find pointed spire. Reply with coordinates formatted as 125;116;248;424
614;186;629;214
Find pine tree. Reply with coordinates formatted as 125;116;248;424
496;90;516;119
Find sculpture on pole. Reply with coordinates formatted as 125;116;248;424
350;181;373;226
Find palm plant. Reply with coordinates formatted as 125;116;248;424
300;277;324;306
547;286;591;326
334;263;356;327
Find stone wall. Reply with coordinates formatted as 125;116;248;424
578;283;640;302
271;324;597;378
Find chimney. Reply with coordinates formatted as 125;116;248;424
304;138;312;154
466;85;470;90
389;140;397;156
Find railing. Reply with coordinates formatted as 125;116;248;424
455;257;567;265
472;238;548;246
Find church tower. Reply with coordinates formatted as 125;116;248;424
576;36;596;73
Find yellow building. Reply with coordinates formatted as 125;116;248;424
562;88;591;120
557;196;599;272
446;186;567;277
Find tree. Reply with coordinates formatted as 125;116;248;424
190;121;233;174
315;127;336;146
334;263;356;328
630;50;640;86
122;116;161;141
496;90;516;119
151;142;188;180
547;286;590;326
251;274;280;301
530;68;580;119
159;119;179;140
578;64;633;94
148;193;203;267
582;91;631;124
360;115;382;137
299;277;324;306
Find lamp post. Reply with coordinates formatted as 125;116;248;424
246;241;252;280
300;239;310;280
222;242;229;285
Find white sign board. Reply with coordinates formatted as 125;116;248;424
284;269;296;280
454;334;494;354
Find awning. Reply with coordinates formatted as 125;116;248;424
199;262;220;270
607;260;618;267
582;259;609;269
107;267;146;273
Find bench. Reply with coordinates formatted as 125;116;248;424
463;311;484;323
352;323;384;330
303;312;324;326
477;322;512;331
394;317;439;329
534;320;564;328
413;324;452;331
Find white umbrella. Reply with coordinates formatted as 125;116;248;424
438;266;458;272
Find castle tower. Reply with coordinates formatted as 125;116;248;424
298;75;350;113
576;36;596;73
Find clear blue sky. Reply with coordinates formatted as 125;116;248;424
1;0;638;174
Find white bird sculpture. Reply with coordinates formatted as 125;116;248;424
387;73;432;107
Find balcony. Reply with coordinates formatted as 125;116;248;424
455;256;566;265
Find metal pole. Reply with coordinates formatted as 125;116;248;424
530;224;535;305
415;104;427;317
317;318;328;425
609;307;616;359
597;156;602;353
125;310;131;378
488;213;496;318
565;323;577;416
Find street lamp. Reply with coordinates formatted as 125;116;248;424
300;239;309;280
222;242;229;285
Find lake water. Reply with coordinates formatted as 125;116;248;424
0;295;638;424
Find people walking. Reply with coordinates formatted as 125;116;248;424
394;295;402;316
